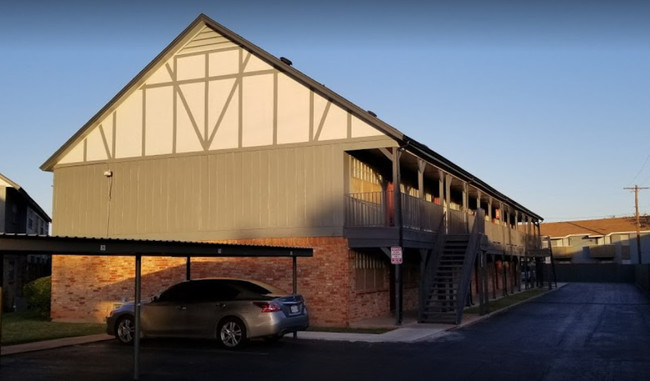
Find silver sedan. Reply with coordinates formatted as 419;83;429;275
106;278;309;349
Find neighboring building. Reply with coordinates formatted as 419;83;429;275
540;216;650;264
41;14;544;325
0;173;51;311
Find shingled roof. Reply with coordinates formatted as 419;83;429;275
540;216;650;237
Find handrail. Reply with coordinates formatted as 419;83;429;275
419;212;447;322
455;209;485;324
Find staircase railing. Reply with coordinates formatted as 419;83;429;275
419;212;447;322
454;209;485;324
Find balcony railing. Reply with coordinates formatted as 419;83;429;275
344;192;387;227
345;191;536;253
345;192;444;233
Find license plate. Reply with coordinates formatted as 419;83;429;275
290;305;300;314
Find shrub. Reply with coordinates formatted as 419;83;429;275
23;276;51;318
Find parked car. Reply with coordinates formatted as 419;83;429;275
106;278;309;349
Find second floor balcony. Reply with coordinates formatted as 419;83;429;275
344;191;536;255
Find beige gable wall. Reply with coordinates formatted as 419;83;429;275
54;25;385;168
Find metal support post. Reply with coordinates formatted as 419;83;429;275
502;253;508;297
292;255;297;340
292;255;297;294
134;255;142;380
492;257;497;299
186;256;191;281
477;251;488;315
393;146;403;326
0;253;3;365
395;263;402;325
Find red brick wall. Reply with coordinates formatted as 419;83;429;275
51;255;188;322
51;237;355;326
349;290;390;321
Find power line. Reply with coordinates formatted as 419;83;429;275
631;152;650;185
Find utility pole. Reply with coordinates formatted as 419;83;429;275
624;185;648;264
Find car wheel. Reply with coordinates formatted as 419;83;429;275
116;315;135;345
218;317;247;349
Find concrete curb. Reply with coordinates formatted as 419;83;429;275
2;334;114;356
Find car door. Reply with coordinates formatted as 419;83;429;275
142;282;194;337
184;280;240;337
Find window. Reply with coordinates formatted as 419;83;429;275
157;282;193;302
192;280;239;302
355;252;388;291
350;156;382;194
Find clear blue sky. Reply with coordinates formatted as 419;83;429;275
1;0;649;222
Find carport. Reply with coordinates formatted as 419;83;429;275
0;233;313;379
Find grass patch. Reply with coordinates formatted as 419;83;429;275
307;326;394;334
464;288;549;315
1;310;105;346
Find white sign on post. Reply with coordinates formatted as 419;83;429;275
391;246;403;264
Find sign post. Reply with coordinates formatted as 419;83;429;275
391;246;403;325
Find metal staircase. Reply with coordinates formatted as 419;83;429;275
420;211;485;325
421;236;469;324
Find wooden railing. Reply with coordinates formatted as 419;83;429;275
483;219;528;254
344;192;387;227
344;192;444;233
345;191;535;253
402;194;444;232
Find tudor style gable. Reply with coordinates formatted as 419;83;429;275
48;19;385;169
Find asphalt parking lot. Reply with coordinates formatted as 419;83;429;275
2;282;649;381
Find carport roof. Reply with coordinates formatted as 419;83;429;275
0;233;311;380
0;233;312;257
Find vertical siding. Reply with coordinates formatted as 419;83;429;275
52;140;366;239
53;165;108;237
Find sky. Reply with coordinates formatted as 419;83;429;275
1;0;649;223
